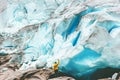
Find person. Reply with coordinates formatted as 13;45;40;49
53;59;60;75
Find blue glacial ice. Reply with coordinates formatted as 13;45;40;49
0;0;120;78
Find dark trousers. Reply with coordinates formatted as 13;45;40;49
49;70;59;79
54;70;58;77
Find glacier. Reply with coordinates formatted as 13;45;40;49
0;0;120;79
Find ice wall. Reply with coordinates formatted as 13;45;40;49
0;0;120;78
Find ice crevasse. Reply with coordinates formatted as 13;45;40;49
0;0;120;78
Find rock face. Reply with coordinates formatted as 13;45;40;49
90;67;120;80
0;54;75;80
0;66;74;80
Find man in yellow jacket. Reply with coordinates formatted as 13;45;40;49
53;59;60;74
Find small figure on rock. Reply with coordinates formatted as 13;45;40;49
53;59;60;74
49;59;60;78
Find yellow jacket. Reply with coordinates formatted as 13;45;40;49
53;59;60;71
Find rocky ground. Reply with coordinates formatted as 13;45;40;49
0;54;75;80
0;54;120;80
0;67;75;80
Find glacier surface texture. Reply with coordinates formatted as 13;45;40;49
0;0;120;78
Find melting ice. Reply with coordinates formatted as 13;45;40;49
0;0;120;78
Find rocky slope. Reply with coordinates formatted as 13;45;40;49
0;54;75;80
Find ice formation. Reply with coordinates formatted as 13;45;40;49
0;0;120;78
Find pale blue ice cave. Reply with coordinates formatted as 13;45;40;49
0;0;120;79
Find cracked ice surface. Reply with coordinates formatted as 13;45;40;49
0;0;120;78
